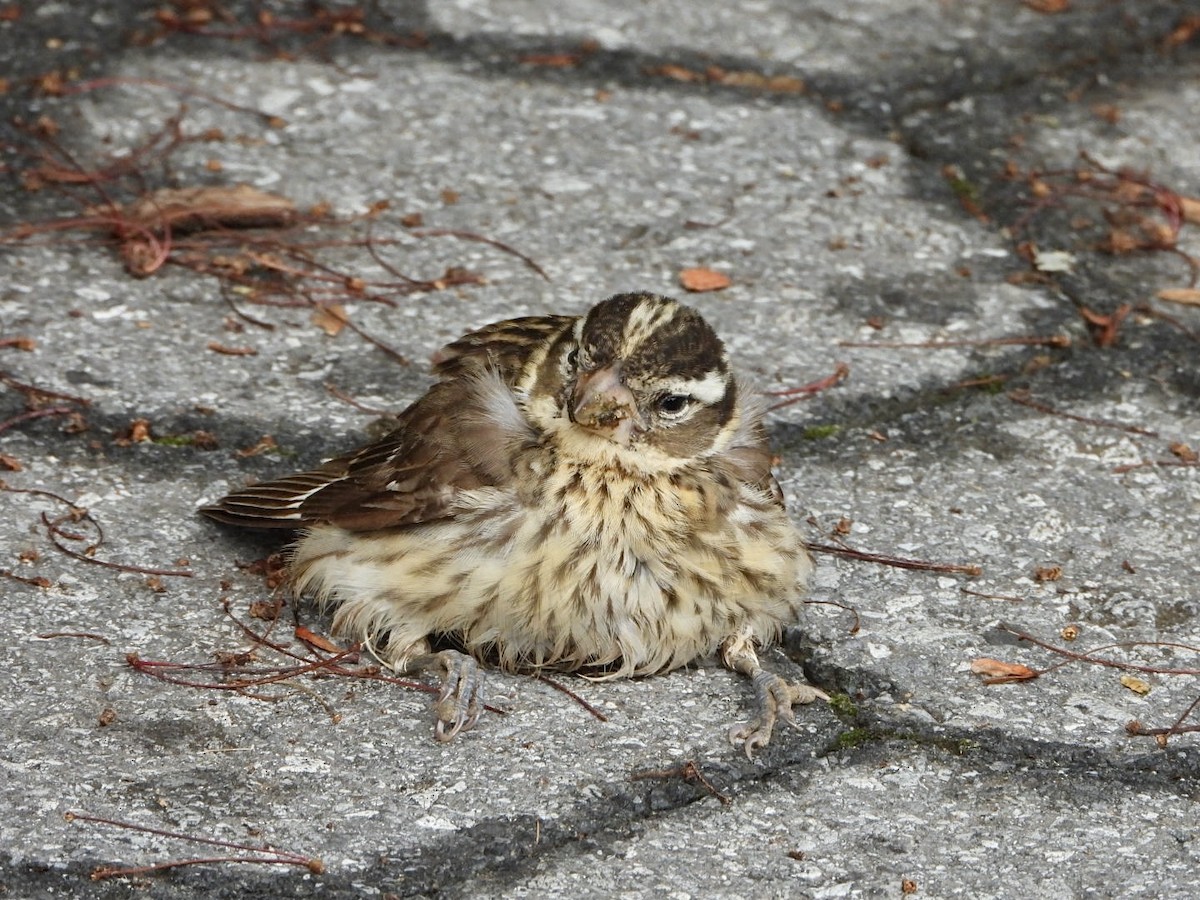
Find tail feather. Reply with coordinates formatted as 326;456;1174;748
200;470;340;529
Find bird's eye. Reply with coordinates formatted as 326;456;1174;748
566;347;579;368
658;394;691;416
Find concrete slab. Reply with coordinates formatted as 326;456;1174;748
2;1;1198;897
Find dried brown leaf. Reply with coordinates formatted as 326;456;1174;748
113;184;296;235
649;64;705;83
1022;0;1070;13
1169;442;1198;462
311;303;348;336
679;267;732;293
1034;564;1063;582
0;453;23;471
970;658;1039;682
295;626;345;654
1119;674;1151;695
235;435;278;458
1156;288;1200;307
207;342;258;357
247;599;280;621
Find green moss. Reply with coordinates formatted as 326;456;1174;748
151;434;198;447
831;727;880;751
802;424;840;441
826;693;859;720
945;173;979;202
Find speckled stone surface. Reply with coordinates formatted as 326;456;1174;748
2;2;1198;897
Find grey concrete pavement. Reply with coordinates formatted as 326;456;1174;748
2;1;1199;897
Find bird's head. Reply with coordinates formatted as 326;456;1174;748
524;292;742;466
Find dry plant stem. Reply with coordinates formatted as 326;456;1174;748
37;631;111;644
65;811;322;880
0;371;91;406
1009;390;1159;437
135;602;510;716
838;335;1070;349
1113;459;1199;474
2;483;191;577
803;598;862;634
808;540;983;576
65;77;278;123
766;363;850;410
534;674;609;722
0;405;78;435
325;384;395;416
999;624;1200;676
42;512;194;577
2;569;52;588
1136;303;1200;343
960;587;1024;603
410;228;551;280
629;761;731;805
129;646;370;692
1127;696;1200;738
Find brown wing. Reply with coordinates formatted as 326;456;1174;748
431;315;576;384
201;363;546;532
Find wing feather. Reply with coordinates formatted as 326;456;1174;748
201;359;544;531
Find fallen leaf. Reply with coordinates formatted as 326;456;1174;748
1120;674;1151;695
1169;442;1198;462
648;63;705;83
295;626;345;654
1162;14;1200;50
235;435;278;458
970;658;1039;683
112;184;297;235
0;453;23;471
248;599;281;621
0;336;36;351
1156;288;1200;306
1022;0;1070;12
679;267;732;292
1034;564;1062;582
207;341;258;356
311;303;349;336
1180;197;1200;225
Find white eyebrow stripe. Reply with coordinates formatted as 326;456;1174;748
622;298;677;350
670;369;728;404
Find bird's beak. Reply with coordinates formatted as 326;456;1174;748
571;364;645;446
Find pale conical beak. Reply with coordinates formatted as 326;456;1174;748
571;364;645;446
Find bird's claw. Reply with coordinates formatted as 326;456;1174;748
729;671;829;760
432;650;483;742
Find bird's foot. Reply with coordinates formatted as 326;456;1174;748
728;669;829;760
432;650;484;742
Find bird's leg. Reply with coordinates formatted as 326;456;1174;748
430;649;484;742
721;630;828;760
382;638;484;742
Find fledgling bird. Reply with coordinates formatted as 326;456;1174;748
201;292;827;756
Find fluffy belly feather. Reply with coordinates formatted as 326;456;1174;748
290;463;810;676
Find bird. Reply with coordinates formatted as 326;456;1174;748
201;291;827;756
